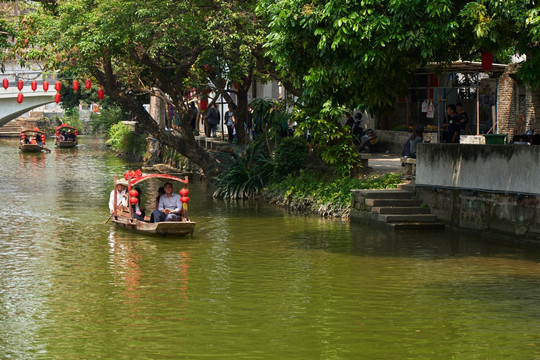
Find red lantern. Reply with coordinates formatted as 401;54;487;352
55;93;61;103
55;131;59;136
31;81;37;91
129;189;139;197
200;99;208;110
481;52;493;71
20;133;25;139
74;130;78;136
180;196;190;203
55;81;61;92
179;188;189;197
17;80;23;91
85;79;91;90
17;93;23;103
41;134;46;142
129;197;139;205
43;81;49;92
97;88;104;100
2;78;8;90
72;80;79;91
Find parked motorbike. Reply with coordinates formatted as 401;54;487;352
352;114;378;152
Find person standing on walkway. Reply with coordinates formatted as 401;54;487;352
206;103;220;137
456;102;469;134
224;105;235;142
445;104;461;143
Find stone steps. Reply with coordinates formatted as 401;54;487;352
351;181;444;231
373;206;431;214
365;198;423;207
379;214;438;223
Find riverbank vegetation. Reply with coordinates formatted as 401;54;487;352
1;0;539;195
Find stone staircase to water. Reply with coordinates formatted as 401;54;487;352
0;119;24;137
351;182;445;230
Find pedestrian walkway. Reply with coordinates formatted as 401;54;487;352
367;153;403;174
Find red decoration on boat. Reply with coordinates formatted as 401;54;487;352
20;133;25;139
180;196;190;203
129;197;139;205
17;80;23;91
129;189;139;197
41;134;46;142
31;81;37;91
55;131;59;137
43;81;49;92
17;93;23;103
55;93;61;103
55;81;61;92
179;188;189;197
481;52;493;71
74;130;78;136
85;79;91;90
97;88;104;100
2;78;8;90
200;99;208;110
124;169;143;180
72;80;79;91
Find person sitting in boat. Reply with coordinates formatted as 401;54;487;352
29;135;38;145
132;187;145;221
109;178;128;213
151;182;182;222
155;186;165;209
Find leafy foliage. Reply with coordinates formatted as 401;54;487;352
214;143;274;199
273;136;309;179
269;170;402;207
106;122;146;159
90;106;129;134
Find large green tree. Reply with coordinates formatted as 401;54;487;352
258;0;539;174
9;0;265;177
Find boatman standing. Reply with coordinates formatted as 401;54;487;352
109;178;128;213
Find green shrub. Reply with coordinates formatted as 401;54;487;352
269;170;402;207
106;122;146;158
273;136;309;179
90;106;129;134
214;143;273;199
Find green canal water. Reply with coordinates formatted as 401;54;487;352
1;136;540;359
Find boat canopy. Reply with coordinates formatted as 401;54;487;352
55;123;77;131
121;170;189;187
21;128;45;134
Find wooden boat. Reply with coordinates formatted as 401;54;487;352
55;123;78;148
19;128;47;152
110;171;196;237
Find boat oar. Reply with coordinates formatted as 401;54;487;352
104;213;113;224
42;146;52;152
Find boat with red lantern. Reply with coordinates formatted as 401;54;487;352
19;128;48;152
55;123;78;148
110;170;196;237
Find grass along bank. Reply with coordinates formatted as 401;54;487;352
263;170;402;218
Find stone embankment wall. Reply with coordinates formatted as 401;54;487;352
416;143;540;241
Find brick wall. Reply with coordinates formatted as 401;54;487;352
497;64;537;139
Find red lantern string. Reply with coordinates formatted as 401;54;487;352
17;80;23;91
17;93;23;104
55;93;61;104
85;79;91;90
55;81;61;92
97;88;104;100
72;80;79;91
43;81;49;92
31;81;37;91
3;78;9;90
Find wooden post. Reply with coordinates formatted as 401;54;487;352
476;72;480;135
113;175;117;218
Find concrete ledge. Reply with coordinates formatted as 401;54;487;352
400;157;416;175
